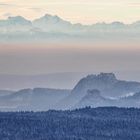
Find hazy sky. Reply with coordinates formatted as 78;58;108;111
0;42;140;75
0;0;140;24
0;0;140;79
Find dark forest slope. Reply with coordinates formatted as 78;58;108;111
0;107;140;140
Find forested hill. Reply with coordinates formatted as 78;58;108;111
0;107;140;140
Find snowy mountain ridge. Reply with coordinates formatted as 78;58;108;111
0;14;140;41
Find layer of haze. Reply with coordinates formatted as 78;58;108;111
0;0;140;24
0;0;140;88
0;42;140;79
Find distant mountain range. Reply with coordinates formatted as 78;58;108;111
57;73;140;109
0;14;140;42
1;73;140;111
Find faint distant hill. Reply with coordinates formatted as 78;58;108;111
0;88;70;111
74;89;112;108
0;14;140;42
0;72;86;90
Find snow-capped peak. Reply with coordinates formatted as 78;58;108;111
7;16;31;25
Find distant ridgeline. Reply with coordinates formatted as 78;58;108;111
0;107;140;140
1;73;140;111
0;14;140;42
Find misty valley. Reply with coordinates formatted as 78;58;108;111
1;73;140;111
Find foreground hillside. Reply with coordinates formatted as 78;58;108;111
0;107;140;140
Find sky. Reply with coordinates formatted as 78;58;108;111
0;0;140;24
0;42;140;76
0;0;140;82
1;42;140;89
